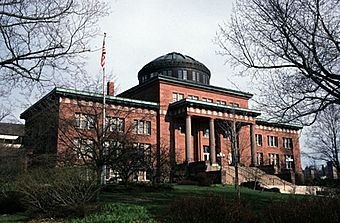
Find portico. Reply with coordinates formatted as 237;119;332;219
169;98;261;169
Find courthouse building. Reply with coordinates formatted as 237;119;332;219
21;52;302;182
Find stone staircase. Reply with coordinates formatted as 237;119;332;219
224;166;323;195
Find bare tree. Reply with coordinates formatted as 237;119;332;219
306;104;340;178
218;116;250;200
0;0;109;95
216;0;340;123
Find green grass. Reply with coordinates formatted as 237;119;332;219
69;203;156;223
0;213;29;223
1;184;302;223
99;184;299;221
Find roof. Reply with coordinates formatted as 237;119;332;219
119;75;253;99
170;98;262;117
256;117;303;130
138;52;211;78
0;123;25;136
20;87;159;118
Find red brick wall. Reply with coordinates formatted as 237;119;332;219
56;97;158;158
255;125;302;174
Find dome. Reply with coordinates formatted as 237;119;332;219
138;52;211;85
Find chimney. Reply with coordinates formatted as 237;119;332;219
107;81;114;96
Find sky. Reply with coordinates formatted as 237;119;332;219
6;0;312;167
87;0;253;95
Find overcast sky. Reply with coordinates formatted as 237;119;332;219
87;0;253;95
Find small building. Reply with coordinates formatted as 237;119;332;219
20;52;303;182
0;122;25;172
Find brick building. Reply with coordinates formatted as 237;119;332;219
20;52;302;182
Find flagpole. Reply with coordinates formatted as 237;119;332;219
101;32;107;185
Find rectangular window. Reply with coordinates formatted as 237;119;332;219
133;120;138;133
192;71;196;81
206;98;213;103
74;138;94;160
75;113;95;129
267;135;278;147
106;117;125;132
173;92;184;102
196;72;200;82
134;120;151;135
188;95;198;100
257;152;264;165
203;145;210;161
255;134;262;146
285;155;294;169
230;102;240;107
145;121;151;135
217;100;227;105
283;137;293;149
168;70;172;77
202;97;207;102
178;70;183;79
172;92;178;102
269;153;279;166
203;128;209;137
138;120;144;134
183;70;187;80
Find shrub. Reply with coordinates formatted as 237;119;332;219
264;197;340;223
70;203;157;223
16;167;100;216
167;196;259;223
195;172;214;186
0;191;26;214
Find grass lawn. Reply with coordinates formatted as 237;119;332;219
99;184;299;221
0;184;302;223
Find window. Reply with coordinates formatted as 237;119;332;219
202;74;208;84
188;95;199;100
178;70;183;79
106;117;124;132
230;102;240;107
133;120;151;135
283;137;293;149
192;71;196;81
203;145;210;161
255;134;262;146
203;128;209;137
168;70;172;77
257;152;264;165
172;92;184;102
285;155;294;169
74;138;94;159
133;143;151;162
217;100;226;105
202;97;213;103
183;70;188;80
75;113;95;129
267;135;278;147
145;121;151;135
269;153;279;166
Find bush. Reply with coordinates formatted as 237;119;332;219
0;191;26;214
265;197;340;223
70;203;157;223
167;196;259;223
195;172;214;186
16;167;100;216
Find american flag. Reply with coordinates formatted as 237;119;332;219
101;46;106;69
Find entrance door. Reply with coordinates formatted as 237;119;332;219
203;145;210;161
